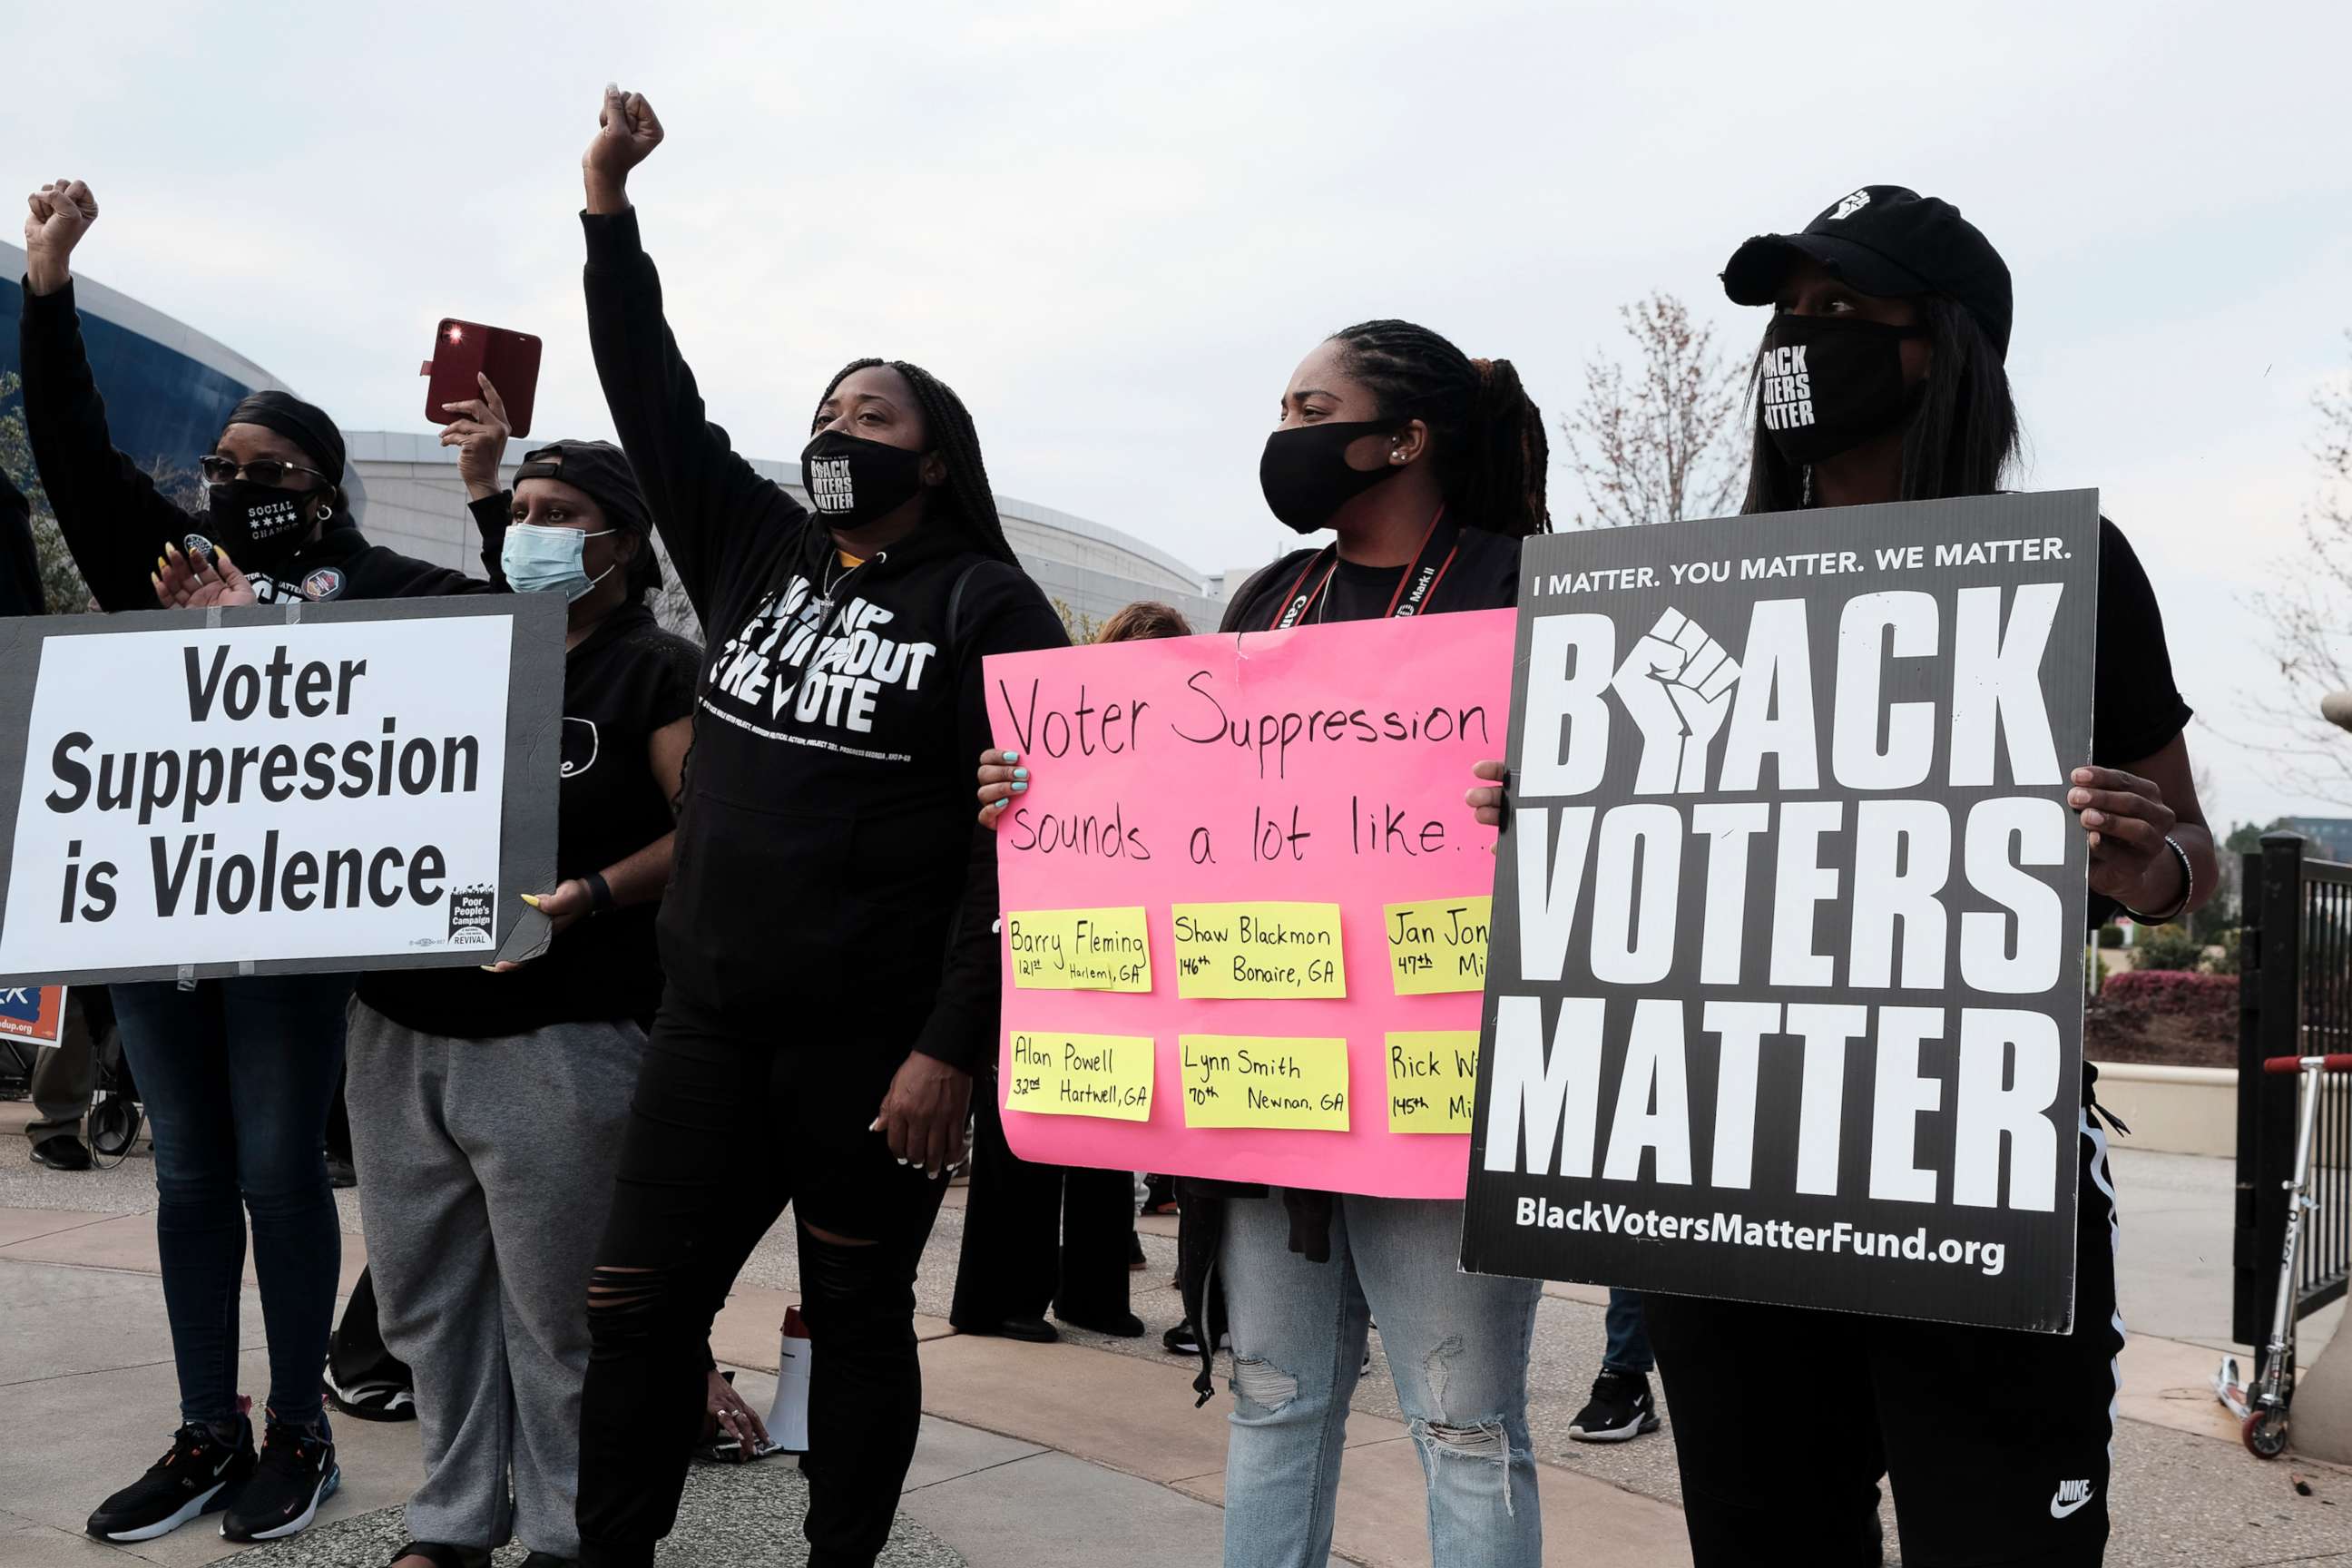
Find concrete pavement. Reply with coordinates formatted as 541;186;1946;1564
2;1098;2347;1565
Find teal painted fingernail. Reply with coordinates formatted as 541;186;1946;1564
1011;781;1027;793
1013;767;1028;780
1002;750;1019;762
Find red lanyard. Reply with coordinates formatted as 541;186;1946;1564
1271;509;1462;629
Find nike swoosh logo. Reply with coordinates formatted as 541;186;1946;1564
2050;1489;2094;1519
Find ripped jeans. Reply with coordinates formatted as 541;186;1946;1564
1219;1195;1543;1568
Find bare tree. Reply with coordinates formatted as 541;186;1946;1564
2244;331;2352;803
1558;291;1749;529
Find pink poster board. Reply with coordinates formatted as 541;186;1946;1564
984;609;1513;1198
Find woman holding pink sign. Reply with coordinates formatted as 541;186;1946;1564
979;319;1553;1568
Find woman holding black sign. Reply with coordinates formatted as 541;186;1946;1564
19;179;510;1547
978;319;1553;1568
1469;186;2211;1567
571;89;1067;1568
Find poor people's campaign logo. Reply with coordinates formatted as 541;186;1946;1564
1462;492;2100;1331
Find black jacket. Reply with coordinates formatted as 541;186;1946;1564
0;466;40;617
16;279;501;611
582;206;1067;1069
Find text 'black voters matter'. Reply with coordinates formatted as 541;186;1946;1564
1460;491;2100;1332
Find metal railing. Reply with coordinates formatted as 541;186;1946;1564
2235;832;2352;1347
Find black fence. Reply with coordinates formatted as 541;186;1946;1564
2234;832;2352;1348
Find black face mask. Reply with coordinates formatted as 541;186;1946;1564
800;431;926;529
1759;314;1927;466
205;479;324;571
1259;420;1405;534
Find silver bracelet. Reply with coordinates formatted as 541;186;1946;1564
2121;835;2194;925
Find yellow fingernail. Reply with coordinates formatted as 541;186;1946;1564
520;894;542;908
217;548;233;567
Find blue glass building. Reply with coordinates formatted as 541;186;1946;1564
0;240;363;514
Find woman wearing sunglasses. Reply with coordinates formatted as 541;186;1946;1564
19;178;504;1547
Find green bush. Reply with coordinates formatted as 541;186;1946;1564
2203;928;2243;976
2131;922;2207;973
2097;925;2125;949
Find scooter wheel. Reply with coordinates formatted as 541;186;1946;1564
2243;1407;2290;1458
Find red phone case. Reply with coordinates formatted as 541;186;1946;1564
423;318;543;439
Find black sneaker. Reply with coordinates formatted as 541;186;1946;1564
218;1413;339;1541
1162;1318;1202;1356
1567;1368;1660;1443
85;1418;255;1542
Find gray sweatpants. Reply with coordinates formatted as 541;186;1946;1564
344;999;643;1557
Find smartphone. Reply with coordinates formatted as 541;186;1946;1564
422;318;542;439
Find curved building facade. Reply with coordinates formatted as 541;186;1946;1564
346;430;1226;636
0;241;367;514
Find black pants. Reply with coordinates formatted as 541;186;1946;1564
576;994;949;1568
949;1071;1135;1329
1644;1107;2123;1568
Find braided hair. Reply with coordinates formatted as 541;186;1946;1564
815;358;1019;565
1326;319;1552;537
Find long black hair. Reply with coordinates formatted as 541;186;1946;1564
1740;295;2018;513
815;358;1019;565
1327;319;1552;537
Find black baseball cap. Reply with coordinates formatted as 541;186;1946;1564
1721;185;2014;360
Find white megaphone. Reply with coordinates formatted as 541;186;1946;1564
763;1306;813;1454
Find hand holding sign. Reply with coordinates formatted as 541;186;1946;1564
2072;763;2186;908
152;542;256;610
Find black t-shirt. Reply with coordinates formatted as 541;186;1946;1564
2086;517;2193;924
1221;524;1523;631
357;603;701;1039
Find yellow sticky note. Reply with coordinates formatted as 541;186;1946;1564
1004;1031;1155;1122
1386;1032;1481;1133
1005;908;1152;992
1171;903;1346;999
1384;897;1494;995
1178;1036;1350;1130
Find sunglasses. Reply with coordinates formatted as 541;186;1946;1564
199;455;332;487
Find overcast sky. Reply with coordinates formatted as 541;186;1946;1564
14;0;2351;830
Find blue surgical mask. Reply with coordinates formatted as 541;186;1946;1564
502;523;616;601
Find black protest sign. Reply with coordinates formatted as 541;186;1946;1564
0;596;564;985
1460;491;2101;1331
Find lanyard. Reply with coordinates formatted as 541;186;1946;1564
1271;508;1462;630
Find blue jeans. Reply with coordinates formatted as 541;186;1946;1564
1218;1195;1542;1568
113;975;352;1426
1604;1288;1653;1375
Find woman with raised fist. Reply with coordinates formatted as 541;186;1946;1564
18;176;504;1549
570;87;1067;1568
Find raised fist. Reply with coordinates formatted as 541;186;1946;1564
24;180;98;295
584;85;664;195
1611;607;1740;794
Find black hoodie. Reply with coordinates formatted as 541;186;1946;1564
17;279;501;611
582;207;1067;1070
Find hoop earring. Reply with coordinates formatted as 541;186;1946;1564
315;501;334;523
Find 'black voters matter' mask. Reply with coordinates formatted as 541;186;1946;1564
204;479;320;571
800;431;926;528
1759;313;1926;466
1259;420;1406;534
